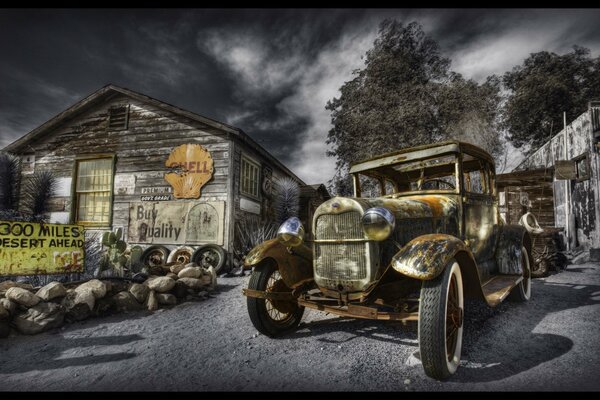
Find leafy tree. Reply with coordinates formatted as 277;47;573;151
502;46;600;152
326;20;502;194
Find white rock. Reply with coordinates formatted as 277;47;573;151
5;287;40;307
129;283;150;303
74;287;96;311
61;291;93;321
203;266;217;289
169;264;186;274
36;281;67;301
177;277;203;289
76;279;107;299
112;292;142;312
156;293;177;305
146;290;158;311
166;272;179;280
146;276;176;293
13;302;65;335
0;298;16;316
0;303;8;320
178;266;202;279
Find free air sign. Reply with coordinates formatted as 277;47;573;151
0;221;85;276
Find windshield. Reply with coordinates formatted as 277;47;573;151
355;154;459;197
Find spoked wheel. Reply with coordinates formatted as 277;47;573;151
192;244;226;274
141;245;170;267
247;261;304;337
167;246;195;265
419;261;464;380
509;246;532;301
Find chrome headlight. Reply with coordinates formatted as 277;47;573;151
276;217;305;247
362;207;395;241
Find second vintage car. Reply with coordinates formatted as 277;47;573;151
242;141;532;380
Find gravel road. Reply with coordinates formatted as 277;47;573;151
1;262;599;391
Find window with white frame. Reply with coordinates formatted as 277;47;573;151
240;156;260;198
74;157;114;226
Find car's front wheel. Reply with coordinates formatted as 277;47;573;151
247;261;304;337
419;260;464;380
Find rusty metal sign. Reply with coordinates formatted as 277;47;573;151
555;160;577;180
164;144;214;199
0;221;85;276
127;201;224;245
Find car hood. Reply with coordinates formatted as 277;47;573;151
314;195;459;221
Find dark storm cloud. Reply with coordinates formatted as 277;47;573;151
1;9;600;182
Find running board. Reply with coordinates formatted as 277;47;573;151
482;275;523;307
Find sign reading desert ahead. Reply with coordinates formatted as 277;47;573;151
164;144;214;199
0;221;85;276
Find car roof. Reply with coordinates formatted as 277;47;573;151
349;140;494;174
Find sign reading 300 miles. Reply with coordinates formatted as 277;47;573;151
0;220;85;276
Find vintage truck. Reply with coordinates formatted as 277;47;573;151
242;141;532;380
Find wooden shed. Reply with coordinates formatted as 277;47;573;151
497;167;555;227
516;102;600;257
3;84;328;272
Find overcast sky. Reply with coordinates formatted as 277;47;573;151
1;9;600;184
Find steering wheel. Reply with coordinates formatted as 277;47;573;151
419;178;456;190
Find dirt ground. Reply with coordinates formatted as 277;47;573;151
1;261;600;391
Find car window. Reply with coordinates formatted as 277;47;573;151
390;155;458;193
358;175;383;198
463;155;489;194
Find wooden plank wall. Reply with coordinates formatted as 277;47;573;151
497;169;555;227
22;94;233;250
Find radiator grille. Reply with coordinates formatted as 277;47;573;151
315;212;363;240
315;211;367;281
315;243;367;280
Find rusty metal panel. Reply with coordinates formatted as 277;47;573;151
0;221;84;276
164;144;214;199
392;233;471;280
243;239;314;289
555;160;577;180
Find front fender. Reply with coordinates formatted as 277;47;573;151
496;225;532;275
392;234;473;280
244;239;313;289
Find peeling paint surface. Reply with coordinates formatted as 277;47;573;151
391;234;469;280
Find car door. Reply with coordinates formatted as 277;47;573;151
462;154;497;281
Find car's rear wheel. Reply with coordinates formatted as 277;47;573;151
247;261;304;337
419;260;464;380
509;246;532;301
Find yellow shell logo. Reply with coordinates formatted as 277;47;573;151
164;144;214;199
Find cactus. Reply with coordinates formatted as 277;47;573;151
129;245;145;273
99;228;128;276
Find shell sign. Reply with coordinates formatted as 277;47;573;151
164;144;214;199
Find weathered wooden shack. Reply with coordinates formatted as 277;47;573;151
3;84;328;272
516;102;600;258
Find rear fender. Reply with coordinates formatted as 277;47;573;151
244;239;313;289
496;225;532;275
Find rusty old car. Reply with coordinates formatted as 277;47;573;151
242;141;532;379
